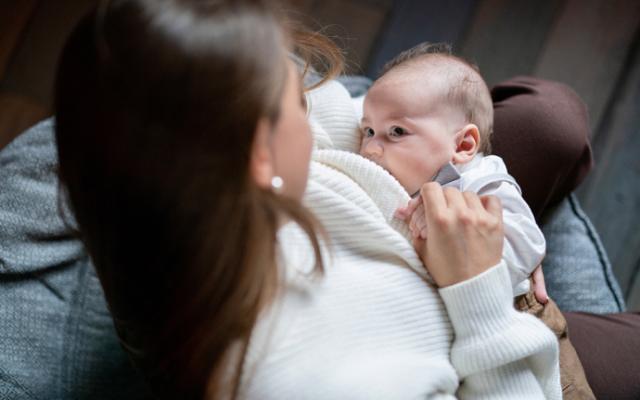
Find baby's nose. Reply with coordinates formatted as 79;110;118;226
360;138;383;160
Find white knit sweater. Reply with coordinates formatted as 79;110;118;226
240;81;561;399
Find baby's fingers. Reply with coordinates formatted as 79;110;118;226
394;196;422;220
532;266;549;304
409;204;427;239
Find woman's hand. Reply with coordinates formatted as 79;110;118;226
408;183;504;288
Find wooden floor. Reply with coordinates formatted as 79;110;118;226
1;0;639;310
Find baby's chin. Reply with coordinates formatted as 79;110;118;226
395;181;418;198
396;178;422;197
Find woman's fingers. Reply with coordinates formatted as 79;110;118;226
419;225;428;240
443;187;468;210
409;204;427;238
444;188;477;227
462;190;484;212
420;182;449;222
480;194;503;221
413;183;505;288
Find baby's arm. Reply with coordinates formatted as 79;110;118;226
477;180;546;289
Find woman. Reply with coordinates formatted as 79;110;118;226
53;0;561;399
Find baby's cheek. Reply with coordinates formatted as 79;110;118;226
407;159;440;188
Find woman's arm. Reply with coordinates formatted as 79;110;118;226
412;183;561;399
440;262;560;399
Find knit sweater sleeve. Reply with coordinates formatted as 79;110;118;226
439;261;562;400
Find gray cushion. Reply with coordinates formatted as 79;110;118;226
0;119;151;399
541;194;625;313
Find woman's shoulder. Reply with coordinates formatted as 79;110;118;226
306;79;361;153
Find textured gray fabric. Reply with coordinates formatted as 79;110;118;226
0;119;151;399
336;75;373;98
0;118;625;397
541;194;625;313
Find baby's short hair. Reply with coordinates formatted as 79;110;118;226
380;42;493;154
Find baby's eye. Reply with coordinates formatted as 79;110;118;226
363;127;375;137
389;126;407;137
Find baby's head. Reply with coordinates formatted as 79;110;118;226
359;43;493;195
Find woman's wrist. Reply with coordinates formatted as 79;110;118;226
439;260;515;340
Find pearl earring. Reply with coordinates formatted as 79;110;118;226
270;176;284;193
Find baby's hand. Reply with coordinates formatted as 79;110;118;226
532;265;549;304
394;196;428;239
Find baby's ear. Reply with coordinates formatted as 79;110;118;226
452;124;480;164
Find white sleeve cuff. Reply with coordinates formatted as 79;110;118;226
438;261;515;342
439;261;559;384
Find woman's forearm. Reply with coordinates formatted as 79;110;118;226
440;261;561;399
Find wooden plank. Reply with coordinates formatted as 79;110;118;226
309;0;391;75
0;0;38;79
366;0;477;78
0;91;49;151
459;0;562;87
575;32;640;301
2;0;96;107
534;0;640;137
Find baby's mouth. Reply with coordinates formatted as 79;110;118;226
360;153;406;186
361;154;416;196
370;158;390;176
360;153;382;167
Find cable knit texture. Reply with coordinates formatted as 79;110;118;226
240;81;561;399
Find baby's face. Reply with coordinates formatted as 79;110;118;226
359;73;465;195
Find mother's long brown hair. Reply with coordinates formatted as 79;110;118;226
54;0;341;398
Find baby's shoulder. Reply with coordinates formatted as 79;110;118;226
471;154;509;173
459;154;520;194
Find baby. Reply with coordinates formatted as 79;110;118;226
359;42;594;400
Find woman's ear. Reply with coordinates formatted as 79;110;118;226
452;124;480;164
250;118;275;189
